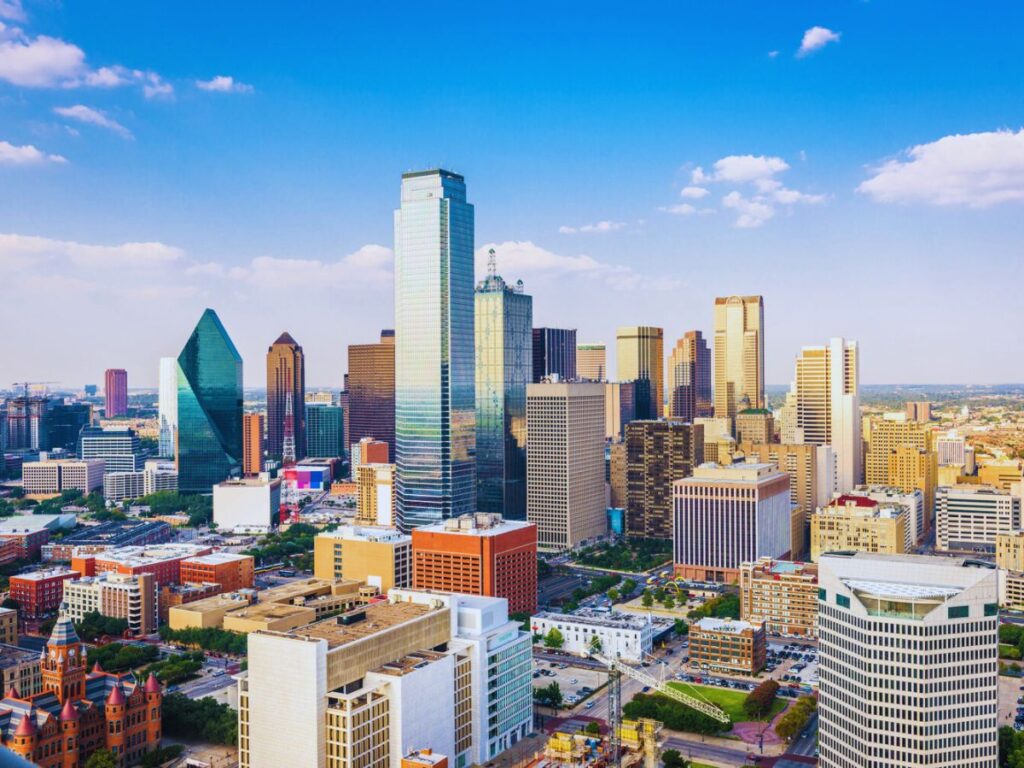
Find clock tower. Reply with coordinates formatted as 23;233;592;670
41;604;86;704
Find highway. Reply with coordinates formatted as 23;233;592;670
178;671;237;700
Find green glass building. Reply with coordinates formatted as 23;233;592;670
176;308;243;492
475;251;532;519
305;404;345;458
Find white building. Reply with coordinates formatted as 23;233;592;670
22;459;104;495
935;431;967;466
213;477;282;530
62;571;158;635
817;552;998;768
848;485;925;547
103;467;179;502
528;611;655;662
936;484;1022;554
158;356;178;459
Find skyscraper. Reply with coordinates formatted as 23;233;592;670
176;309;243;492
532;328;577;382
576;343;606;382
394;169;476;530
158;357;178;459
104;369;128;418
786;337;861;491
713;295;765;422
305;404;346;458
266;332;306;463
347;330;395;459
667;330;711;421
624;420;703;539
616;326;664;419
475;251;532;520
242;413;264;476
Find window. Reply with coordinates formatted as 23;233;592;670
984;603;998;617
836;594;850;609
947;605;969;619
818;588;826;602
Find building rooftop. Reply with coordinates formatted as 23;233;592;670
55;519;170;545
12;567;77;581
819;499;906;520
0;643;40;671
684;462;785;484
318;526;410;545
416;512;534;536
531;610;650;631
285;601;435;649
226;602;313;622
694;617;760;633
216;477;281;489
938;484;1011;496
89;543;209;568
371;650;447;678
182;552;253;566
0;514;75;534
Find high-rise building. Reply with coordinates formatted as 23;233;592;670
475;253;531;520
242;413;264;476
667;330;711;421
176;309;243;492
713;295;765;422
355;463;394;527
673;462;790;582
4;395;52;450
266;332;306;462
616;326;664;419
817;552;998;768
936;484;1022;554
603;381;636;440
734;409;774;445
810;495;909;561
865;414;938;527
577;343;607;382
905;400;932;421
347;329;396;459
935;430;968;466
78;427;143;473
412;513;537;614
739;558;819;638
394;170;476;530
158;357;178;458
313;525;412;592
305;404;346;458
43;402;91;452
104;368;128;418
624;420;703;539
847;484;925;549
532;328;577;383
526;382;606;551
609;441;627;509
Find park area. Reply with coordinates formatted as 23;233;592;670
665;681;787;723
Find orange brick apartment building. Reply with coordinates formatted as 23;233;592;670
178;553;255;593
412;513;537;614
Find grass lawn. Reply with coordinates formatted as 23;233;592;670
665;681;786;722
1000;643;1021;659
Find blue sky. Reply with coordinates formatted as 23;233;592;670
2;1;1023;387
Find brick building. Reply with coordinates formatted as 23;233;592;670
179;553;255;593
9;569;80;619
71;544;211;587
689;617;767;676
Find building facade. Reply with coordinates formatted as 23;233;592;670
712;295;765;422
616;326;664;419
475;255;531;520
63;572;158;635
394;170;476;530
864;415;936;519
355;463;394;526
739;558;818;638
157;357;178;458
810;495;908;561
576;343;606;382
266;332;306;463
78;427;143;473
667;330;711;421
104;369;128;418
23;460;104;496
624;420;703;539
306;405;346;459
689;618;766;676
9;569;80;619
242;413;264;476
936;484;1021;554
212;478;282;530
347;330;396;460
179;553;255;593
532;328;576;383
528;611;654;662
313;526;412;593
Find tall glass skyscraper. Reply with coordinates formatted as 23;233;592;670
532;327;576;382
475;250;532;520
266;331;306;462
158;357;178;458
394;169;476;530
176;308;243;492
305;404;346;459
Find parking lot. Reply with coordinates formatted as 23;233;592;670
1000;674;1024;730
674;639;818;697
532;658;607;710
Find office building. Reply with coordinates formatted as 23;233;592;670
23;459;104;496
237;589;533;768
936;484;1021;554
213;478;282;530
104;368;128;418
905;401;933;422
176;308;243;492
475;253;531;519
394;170;476;530
72;543;211;586
43;402;91;453
817;552;998;768
865;415;936;520
180;553;255;593
526;382;606;551
528;611;655;662
674;462;790;583
784;337;861;492
355;463;395;526
846;485;925;548
267;332;306;462
412;513;537;614
41;520;172;562
713;295;765;422
667;330;711;421
810;495;908;561
347;330;396;459
306;404;346;459
978;459;1024;492
532;327;577;383
242;413;264;476
616;326;664;419
4;395;52;450
609;441;627;509
9;568;80;619
62;572;158;635
577;343;606;382
103;467;180;502
997;531;1024;571
603;381;636;440
0;643;41;699
78;426;143;473
158;356;178;458
350;437;389;477
734;408;774;445
690;618;766;676
624;420;703;539
739;558;819;638
935;431;969;466
313;525;412;592
0;608;16;646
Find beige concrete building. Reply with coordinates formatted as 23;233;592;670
997;531;1024;571
22;459;104;496
734;409;774;446
0;608;16;646
62;572;158;635
713;295;764;421
865;415;937;520
739;558;819;638
936;484;1021;554
616;326;664;418
354;463;395;526
979;459;1024;492
0;644;42;698
576;343;606;382
313;525;412;592
527;382;606;551
810;495;908;561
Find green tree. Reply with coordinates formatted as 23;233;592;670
622;578;637;594
543;627;564;649
662;594;675;610
742;679;780;719
163;694;237;745
641;589;654;608
775;696;817;742
589;634;602;653
585;721;601;735
661;749;690;768
673;619;689;636
84;750;118;768
607;588;619;602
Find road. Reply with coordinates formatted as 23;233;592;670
786;712;818;758
662;735;763;766
179;672;236;700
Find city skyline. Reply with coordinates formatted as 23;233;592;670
2;3;1023;387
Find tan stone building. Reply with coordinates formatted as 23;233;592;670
616;326;664;419
810;495;908;561
355;463;395;526
734;409;774;445
997;531;1024;571
864;416;937;521
713;295;764;421
979;459;1024;492
609;441;627;509
313;525;412;592
739;558;818;638
0;608;16;646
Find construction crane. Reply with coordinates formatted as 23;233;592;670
10;381;57;398
590;652;729;767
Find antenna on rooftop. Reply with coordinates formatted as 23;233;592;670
487;248;497;279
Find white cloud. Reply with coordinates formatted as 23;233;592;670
0;28;86;86
0;139;65;164
768;50;779;59
797;26;840;57
139;71;173;98
679;186;709;199
659;203;697;216
0;233;182;267
54;105;133;139
722;191;775;228
858;129;1024;208
0;1;26;22
558;220;625;235
694;155;789;184
235;245;393;288
196;75;253;94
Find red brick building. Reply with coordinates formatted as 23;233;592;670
179;553;255;593
0;528;51;562
71;544;212;587
412;513;537;614
9;569;79;619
